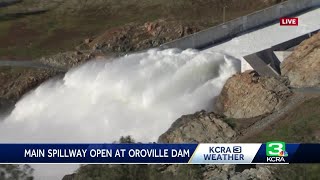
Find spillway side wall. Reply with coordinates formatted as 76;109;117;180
160;0;320;50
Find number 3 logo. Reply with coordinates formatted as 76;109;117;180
266;141;285;156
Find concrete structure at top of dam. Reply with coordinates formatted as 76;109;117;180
1;0;320;77
160;0;320;77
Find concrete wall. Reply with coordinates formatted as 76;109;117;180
160;0;320;50
243;29;319;77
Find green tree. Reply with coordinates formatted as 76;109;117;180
119;135;135;143
0;164;34;180
71;136;203;180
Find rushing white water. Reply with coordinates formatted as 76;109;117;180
0;48;240;180
1;6;318;179
0;48;240;143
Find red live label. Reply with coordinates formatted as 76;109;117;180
280;17;298;26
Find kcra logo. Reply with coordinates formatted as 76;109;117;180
266;141;288;163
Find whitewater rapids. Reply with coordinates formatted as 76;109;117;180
0;48;240;143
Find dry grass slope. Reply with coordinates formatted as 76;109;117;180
0;0;281;59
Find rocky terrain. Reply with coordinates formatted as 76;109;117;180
157;111;275;180
0;0;282;117
0;67;59;114
63;111;275;180
81;20;200;53
215;71;292;118
0;49;116;112
63;31;320;180
281;32;320;88
158;111;236;143
0;0;280;59
38;50;102;69
0;51;87;113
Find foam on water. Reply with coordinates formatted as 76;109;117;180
0;48;240;180
0;49;240;143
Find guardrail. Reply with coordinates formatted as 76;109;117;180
160;0;320;50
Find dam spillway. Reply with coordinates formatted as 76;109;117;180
0;2;320;180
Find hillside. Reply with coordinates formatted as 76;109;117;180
241;96;320;180
0;0;285;119
62;32;320;180
0;0;281;59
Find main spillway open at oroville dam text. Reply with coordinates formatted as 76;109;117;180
24;148;190;158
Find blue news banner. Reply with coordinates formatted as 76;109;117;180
0;142;319;164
